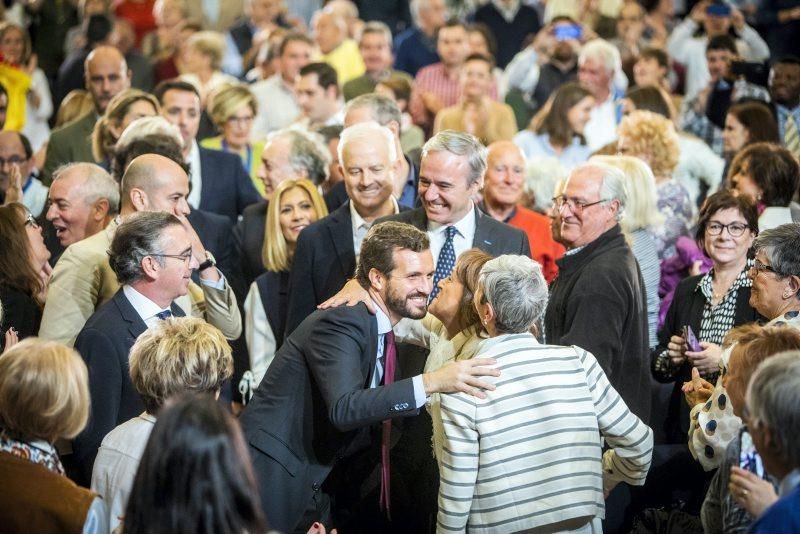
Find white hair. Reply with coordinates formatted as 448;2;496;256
479;255;549;334
590;155;664;232
524;156;568;213
570;161;628;221
579;38;628;91
115;116;183;151
52;163;121;215
338;121;397;164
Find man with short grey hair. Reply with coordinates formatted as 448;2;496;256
544;161;651;423
578;39;625;150
343;21;413;101
46;163;119;250
745;351;800;531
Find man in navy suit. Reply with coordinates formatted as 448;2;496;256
240;221;498;532
154;80;262;222
71;211;197;485
286;122;402;334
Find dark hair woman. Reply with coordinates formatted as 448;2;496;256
0;203;51;350
123;395;267;533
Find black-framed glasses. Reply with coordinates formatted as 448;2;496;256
706;221;749;237
149;249;193;264
552;195;610;213
750;258;779;276
24;212;38;228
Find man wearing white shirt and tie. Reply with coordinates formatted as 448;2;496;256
70;211;200;486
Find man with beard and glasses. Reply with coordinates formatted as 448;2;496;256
239;221;499;533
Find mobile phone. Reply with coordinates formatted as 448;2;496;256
683;325;702;352
739;436;765;478
553;24;582;42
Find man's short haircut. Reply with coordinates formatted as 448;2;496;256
773;55;800;68
578;39;622;75
5;131;33;160
52;163;121;215
109;211;183;285
422;130;488;186
278;32;314;56
299;62;339;92
129;317;233;414
113;133;188;183
571;161;628;221
153;79;201;104
478;255;548;334
338;122;397;165
746;351;800;471
707;34;737;55
464;52;495;70
355;222;430;289
267;128;331;185
435;18;468;41
639;47;669;69
345;93;402;128
360;21;393;48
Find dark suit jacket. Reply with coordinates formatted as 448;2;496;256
197;147;262;223
652;274;760;443
188;207;246;301
234;201;267;285
71;289;184;486
378;206;532;258
239;304;417;533
0;285;41;351
285;203;356;335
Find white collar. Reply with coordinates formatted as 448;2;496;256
349;196;400;229
123;285;170;324
427;203;476;237
373;301;393;335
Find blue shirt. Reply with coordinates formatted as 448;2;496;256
776;104;800;141
393;27;439;77
512;131;592;172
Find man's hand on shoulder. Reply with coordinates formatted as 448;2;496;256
422;358;500;399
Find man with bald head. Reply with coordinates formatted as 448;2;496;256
39;153;241;348
314;7;365;84
480;141;564;282
42;45;132;182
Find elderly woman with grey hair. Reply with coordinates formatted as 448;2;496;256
437;254;654;533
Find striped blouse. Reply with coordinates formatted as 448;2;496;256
437;333;654;533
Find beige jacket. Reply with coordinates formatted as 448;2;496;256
39;219;241;346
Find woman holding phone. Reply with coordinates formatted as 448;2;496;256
652;190;760;444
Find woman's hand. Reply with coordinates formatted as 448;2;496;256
729;466;778;517
682;367;714;407
686;342;722;376
318;278;375;313
667;334;688;366
3;328;19;353
307;522;337;534
35;262;52;303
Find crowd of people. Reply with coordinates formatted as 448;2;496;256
0;0;800;532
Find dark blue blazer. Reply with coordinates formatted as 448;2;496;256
188;207;246;300
71;289;184;486
234;201;268;285
197;147;262;223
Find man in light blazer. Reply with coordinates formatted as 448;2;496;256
239;222;498;533
39;154;241;347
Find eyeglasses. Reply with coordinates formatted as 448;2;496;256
706;221;749;237
0;156;25;167
552;195;610;213
149;249;193;264
24;212;39;228
750;258;779;276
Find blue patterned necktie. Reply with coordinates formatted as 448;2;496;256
430;226;457;301
155;310;172;320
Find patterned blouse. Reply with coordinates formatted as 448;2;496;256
650;179;694;262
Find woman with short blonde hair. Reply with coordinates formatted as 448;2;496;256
0;338;107;531
91;89;160;162
201;84;266;195
178;30;236;102
92;317;233;532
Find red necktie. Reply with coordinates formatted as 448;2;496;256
380;330;397;518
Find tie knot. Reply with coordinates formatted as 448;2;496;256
156;310;172;320
445;226;457;239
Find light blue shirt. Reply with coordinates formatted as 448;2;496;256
513;131;592;172
371;302;427;408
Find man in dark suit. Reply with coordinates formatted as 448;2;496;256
286;122;402;334
239;221;498;533
235;128;331;284
71;211;195;485
43;45;132;184
153;80;262;222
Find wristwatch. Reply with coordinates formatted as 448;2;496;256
198;250;216;272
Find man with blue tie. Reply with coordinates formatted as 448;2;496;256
240;222;498;532
70;211;199;485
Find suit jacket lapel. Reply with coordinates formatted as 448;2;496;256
409;208;428;231
328;203;357;278
472;208;495;252
113;289;149;340
366;310;379;387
